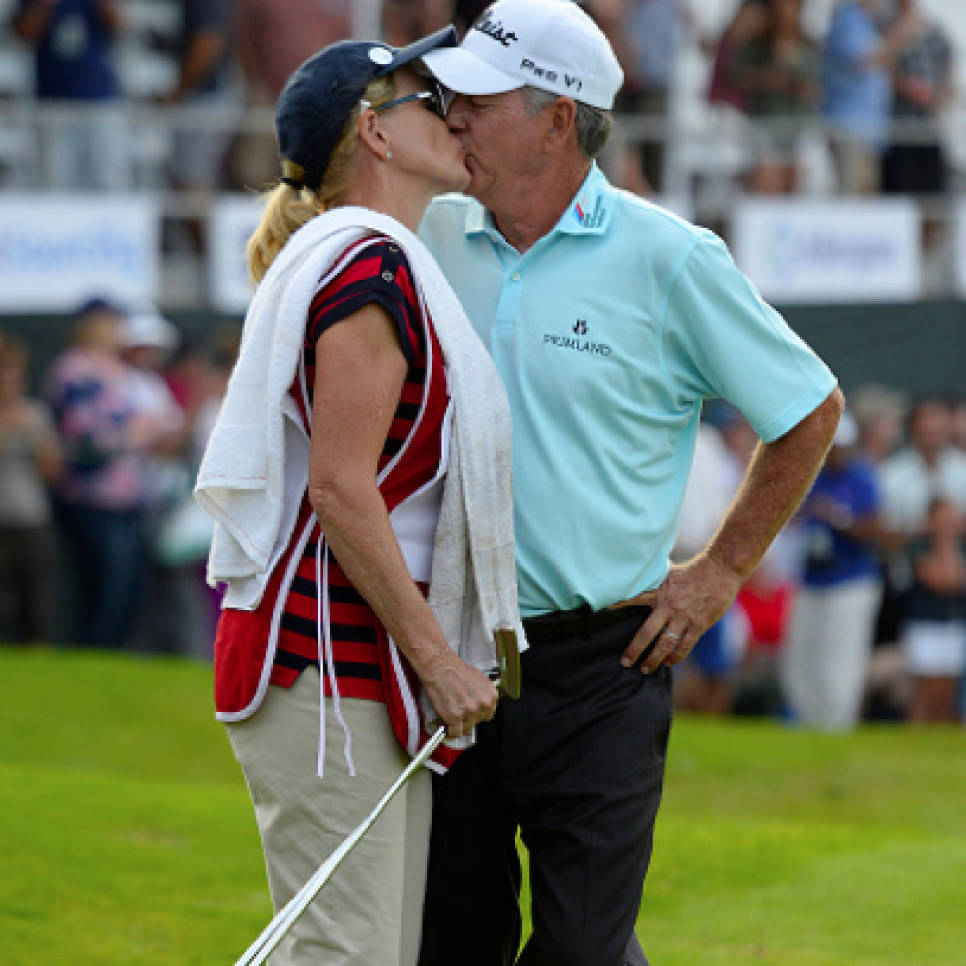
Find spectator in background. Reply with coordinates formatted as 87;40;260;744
880;0;953;196
732;556;794;716
729;0;820;194
822;0;893;194
183;325;239;646
700;0;771;220
596;0;694;195
851;382;908;649
852;381;908;468
236;0;351;105
12;0;128;189
120;310;186;503
875;397;966;678
229;0;352;190
708;0;771;112
781;411;884;729
880;397;966;538
900;496;966;722
160;0;234;205
119;309;213;659
953;397;966;455
383;0;453;46
672;417;749;714
44;298;151;647
0;334;62;643
879;0;953;293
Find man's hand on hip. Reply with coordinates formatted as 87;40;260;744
610;553;744;674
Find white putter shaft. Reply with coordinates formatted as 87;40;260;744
233;724;448;966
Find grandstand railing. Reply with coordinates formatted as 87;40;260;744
0;101;963;307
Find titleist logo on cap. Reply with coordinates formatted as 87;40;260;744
475;15;518;47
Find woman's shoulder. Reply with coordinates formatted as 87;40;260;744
308;234;423;359
320;235;415;294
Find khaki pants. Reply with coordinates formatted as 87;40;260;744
226;669;431;966
781;577;882;730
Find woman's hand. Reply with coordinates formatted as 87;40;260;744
417;650;500;738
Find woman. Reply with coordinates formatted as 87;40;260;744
0;334;61;642
901;497;966;722
729;0;820;194
45;298;154;647
195;27;525;966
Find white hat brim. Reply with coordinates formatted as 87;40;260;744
421;47;523;96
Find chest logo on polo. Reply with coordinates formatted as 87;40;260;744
543;320;612;357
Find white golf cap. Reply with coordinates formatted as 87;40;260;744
422;0;623;110
122;310;179;351
832;410;858;448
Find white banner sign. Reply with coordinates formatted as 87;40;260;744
210;195;264;314
733;198;921;303
0;194;159;311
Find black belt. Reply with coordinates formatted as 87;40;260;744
523;603;651;644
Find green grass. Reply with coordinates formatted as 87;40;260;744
1;648;964;965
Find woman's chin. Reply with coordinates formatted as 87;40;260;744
438;165;471;195
451;158;472;193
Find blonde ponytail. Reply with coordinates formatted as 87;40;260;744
246;184;320;285
246;73;397;286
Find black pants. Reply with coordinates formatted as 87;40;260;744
419;606;672;966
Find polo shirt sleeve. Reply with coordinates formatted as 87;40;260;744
662;233;837;443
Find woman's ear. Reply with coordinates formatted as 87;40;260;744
357;108;388;159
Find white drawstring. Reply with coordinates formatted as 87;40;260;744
316;537;355;778
301;339;356;780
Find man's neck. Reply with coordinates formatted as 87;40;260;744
490;160;591;253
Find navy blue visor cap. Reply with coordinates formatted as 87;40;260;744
275;26;458;191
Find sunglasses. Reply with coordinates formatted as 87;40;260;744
361;80;453;121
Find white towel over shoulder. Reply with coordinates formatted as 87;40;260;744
195;205;526;685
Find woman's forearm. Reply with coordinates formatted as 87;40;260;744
308;474;452;680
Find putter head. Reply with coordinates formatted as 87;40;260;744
494;627;521;699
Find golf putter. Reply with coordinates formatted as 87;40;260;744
232;627;521;966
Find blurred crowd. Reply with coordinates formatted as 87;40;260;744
672;390;966;727
1;0;964;730
2;298;965;729
3;0;959;205
0;299;239;659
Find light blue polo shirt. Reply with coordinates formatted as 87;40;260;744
420;164;837;617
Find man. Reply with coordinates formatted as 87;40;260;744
822;0;915;195
780;411;884;730
13;0;128;189
417;2;843;964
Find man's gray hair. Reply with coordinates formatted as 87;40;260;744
520;86;613;160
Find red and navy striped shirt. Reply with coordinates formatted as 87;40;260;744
269;236;447;699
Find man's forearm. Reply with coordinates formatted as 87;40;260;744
706;387;844;582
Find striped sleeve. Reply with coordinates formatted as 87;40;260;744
307;239;422;366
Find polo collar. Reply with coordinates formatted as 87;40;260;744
555;163;611;236
463;162;611;240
